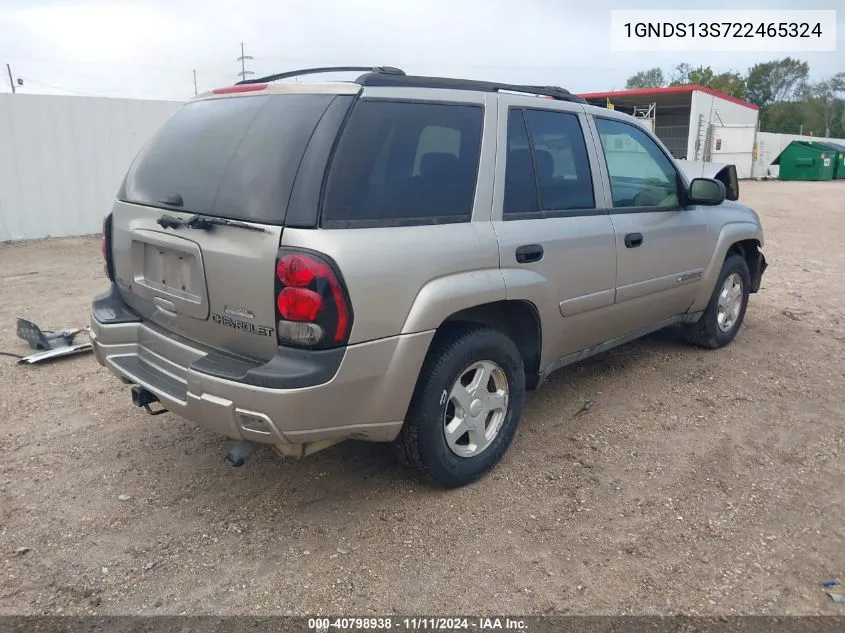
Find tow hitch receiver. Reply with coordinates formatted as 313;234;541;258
130;386;168;416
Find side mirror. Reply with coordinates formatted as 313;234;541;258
688;178;726;206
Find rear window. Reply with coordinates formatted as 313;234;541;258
322;100;483;227
121;94;335;224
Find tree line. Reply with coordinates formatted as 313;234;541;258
625;58;845;138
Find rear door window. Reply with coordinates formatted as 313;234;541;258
503;108;595;218
322;100;483;227
121;94;336;224
503;109;539;215
523;109;595;212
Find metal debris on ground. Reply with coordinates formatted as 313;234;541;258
13;318;92;364
821;579;841;588
572;399;597;418
827;592;845;604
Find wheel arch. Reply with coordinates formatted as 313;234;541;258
727;238;765;293
433;299;543;390
690;222;763;313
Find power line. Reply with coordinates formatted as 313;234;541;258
16;76;102;97
16;76;188;101
0;53;226;75
249;56;639;73
236;42;254;82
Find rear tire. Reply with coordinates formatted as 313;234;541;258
682;253;750;349
395;325;525;488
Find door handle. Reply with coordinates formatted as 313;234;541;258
515;244;544;264
624;233;644;248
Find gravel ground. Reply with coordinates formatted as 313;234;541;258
1;180;844;616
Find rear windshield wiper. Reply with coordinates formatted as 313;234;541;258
156;214;267;232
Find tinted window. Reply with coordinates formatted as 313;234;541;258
503;109;594;217
121;94;335;224
524;110;595;211
503;110;539;215
322;101;483;226
595;118;680;209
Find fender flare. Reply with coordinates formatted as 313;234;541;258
690;221;764;313
400;269;507;334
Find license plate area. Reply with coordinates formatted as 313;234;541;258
142;244;200;299
130;229;209;320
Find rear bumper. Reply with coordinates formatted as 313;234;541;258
90;289;433;446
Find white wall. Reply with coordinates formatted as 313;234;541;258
752;131;845;179
687;91;759;179
0;94;180;242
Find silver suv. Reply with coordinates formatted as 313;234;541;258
91;66;767;488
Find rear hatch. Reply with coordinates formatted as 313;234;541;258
110;85;355;361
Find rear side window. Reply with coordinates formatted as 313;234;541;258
322;100;483;227
121;94;335;224
503;108;595;218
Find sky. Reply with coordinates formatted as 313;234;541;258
0;0;842;101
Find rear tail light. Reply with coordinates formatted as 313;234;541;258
102;213;115;282
274;249;353;349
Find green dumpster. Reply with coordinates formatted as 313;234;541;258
775;141;836;181
817;142;845;179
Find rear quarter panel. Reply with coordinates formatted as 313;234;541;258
280;223;503;343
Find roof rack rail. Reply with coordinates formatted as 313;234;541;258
237;66;405;85
234;66;585;104
500;84;586;103
355;73;587;104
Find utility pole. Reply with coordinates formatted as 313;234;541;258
236;42;254;82
193;69;198;96
6;64;15;94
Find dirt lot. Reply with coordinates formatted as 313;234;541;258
1;180;844;616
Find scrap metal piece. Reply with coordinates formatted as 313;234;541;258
13;318;92;364
16;343;93;364
16;318;83;350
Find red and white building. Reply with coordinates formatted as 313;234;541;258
579;85;760;179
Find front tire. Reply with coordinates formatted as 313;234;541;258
395;325;525;488
682;253;750;349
